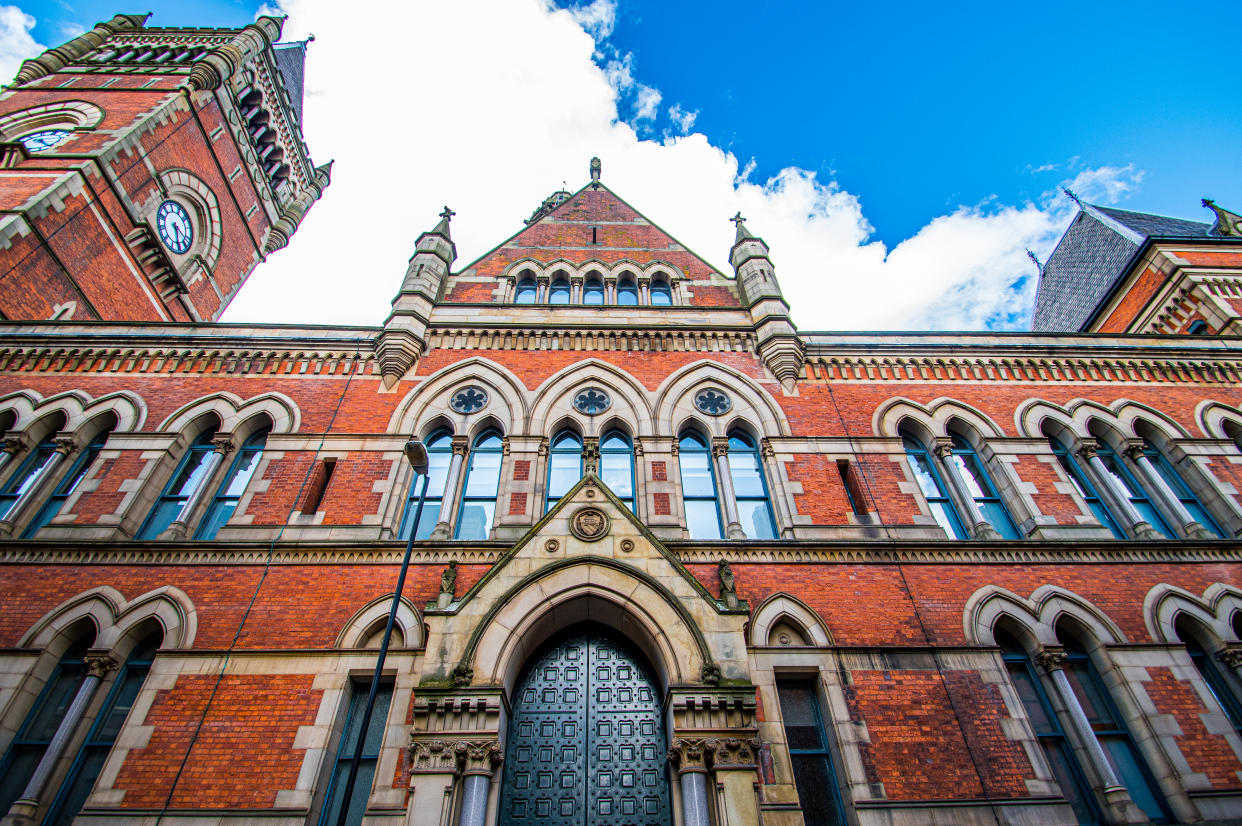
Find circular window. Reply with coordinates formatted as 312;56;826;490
573;387;611;415
694;388;732;416
156;200;194;254
450;386;488;414
19;129;71;152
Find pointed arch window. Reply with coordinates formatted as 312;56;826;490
399;430;452;540
455;430;502;540
678;432;722;539
728;430;776;539
1049;435;1124;538
549;274;571;304
0;434;60;521
0;638;91;815
1058;629;1171;823
1175;618;1242;736
137;427;219;540
649;278;672;306
1141;440;1224;537
599;430;634;512
616;276;638;306
583;276;604;305
45;633;161;826
23;430;109;538
995;628;1101;825
195;427;268;539
901;430;968;539
947;434;1020;539
545;430;583;513
1093;439;1173;538
514;274;537;304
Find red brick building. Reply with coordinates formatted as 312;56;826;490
2;14;1242;826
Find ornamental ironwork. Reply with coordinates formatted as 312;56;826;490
694;388;731;416
574;387;611;415
450;386;488;414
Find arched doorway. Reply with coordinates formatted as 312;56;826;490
499;623;671;826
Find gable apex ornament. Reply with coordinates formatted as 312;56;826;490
1203;198;1242;237
590;156;602;187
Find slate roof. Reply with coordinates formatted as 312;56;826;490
272;41;307;128
1031;203;1213;332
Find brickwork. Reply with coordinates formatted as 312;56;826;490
1143;666;1242;789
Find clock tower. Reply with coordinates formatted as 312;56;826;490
0;14;328;323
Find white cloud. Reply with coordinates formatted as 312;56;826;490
563;0;616;39
1064;163;1144;205
0;5;43;86
226;0;1137;332
667;103;697;134
633;83;660;122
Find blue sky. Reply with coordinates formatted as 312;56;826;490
4;0;1240;330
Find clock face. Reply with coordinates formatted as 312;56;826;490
156;200;194;254
19;129;71;152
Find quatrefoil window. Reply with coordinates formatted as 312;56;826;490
573;388;611;415
694;388;732;416
450;386;488;414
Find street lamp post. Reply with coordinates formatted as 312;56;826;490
335;440;430;826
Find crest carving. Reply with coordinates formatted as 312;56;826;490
570;506;610;542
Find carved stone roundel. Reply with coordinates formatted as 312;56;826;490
573;387;611;415
450;385;488;414
570;506;610;542
694;388;732;416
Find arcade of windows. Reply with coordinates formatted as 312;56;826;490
0;405;1238;542
507;267;677;306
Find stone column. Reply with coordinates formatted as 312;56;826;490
669;739;711;826
430;437;469;540
0;436;24;476
707;737;762;826
455;740;501;826
569;275;583;304
638;276;651;305
535;276;549;303
933;438;1000;539
712;438;746;539
158;436;232;540
1125;442;1212;538
5;655;116;823
604;276;617;304
0;436;75;535
1078;440;1160;539
1036;650;1125;793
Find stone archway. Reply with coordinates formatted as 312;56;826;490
498;623;671;826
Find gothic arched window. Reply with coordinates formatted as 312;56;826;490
599;430;634;512
514;274;537;304
545;430;583;513
1047;434;1124;538
549;273;571;304
678;431;721;539
0;432;61;521
455;430;503;540
617;276;638;306
900;429;967;539
399;430;452;541
1175;616;1242;737
195;427;269;539
1092;438;1173;538
995;628;1100;825
650;278;672;306
1141;440;1224;538
728;430;776;539
23;428;111;538
947;433;1020;538
137;426;219;540
44;632;162;826
583;275;605;305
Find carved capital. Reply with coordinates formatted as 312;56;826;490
759;438;775;459
706;736;762;770
456;739;503;776
932;437;955;459
537;437;549;457
211;435;235;456
52;436;77;456
667;738;709;774
711;437;730;458
1123;440;1146;461
1035;648;1067;672
1075;438;1099;461
1;436;23;454
1216;646;1242;670
84;654;118;679
408;739;457;774
450;436;470;457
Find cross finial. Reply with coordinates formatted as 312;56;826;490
730;212;746;226
439;205;455;221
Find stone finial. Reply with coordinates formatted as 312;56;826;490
439;560;458;597
718;561;739;608
590;156;601;186
730;211;754;245
1203;198;1242;237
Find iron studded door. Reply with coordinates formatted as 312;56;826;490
500;626;670;826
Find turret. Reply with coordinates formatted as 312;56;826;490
729;214;804;391
377;207;457;387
